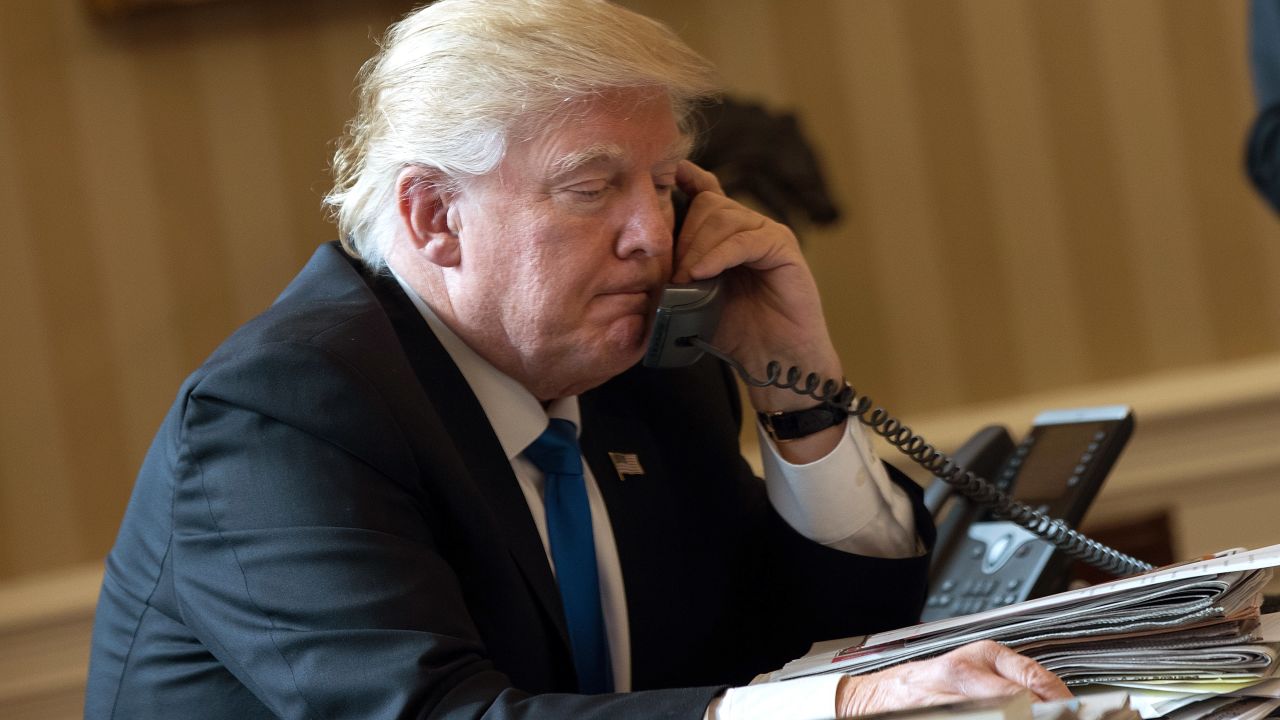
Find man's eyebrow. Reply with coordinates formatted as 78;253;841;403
548;136;695;179
551;144;627;176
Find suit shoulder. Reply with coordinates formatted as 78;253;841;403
170;247;424;479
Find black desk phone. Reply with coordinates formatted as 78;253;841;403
920;406;1133;620
642;269;1150;617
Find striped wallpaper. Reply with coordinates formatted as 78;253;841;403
0;0;1276;580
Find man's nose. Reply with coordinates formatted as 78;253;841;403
616;190;673;259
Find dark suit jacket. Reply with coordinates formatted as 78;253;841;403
85;243;933;719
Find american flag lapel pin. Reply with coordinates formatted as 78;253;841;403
607;452;644;481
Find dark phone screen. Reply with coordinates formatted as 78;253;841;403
1009;420;1115;520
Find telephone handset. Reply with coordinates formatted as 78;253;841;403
644;189;731;369
643;280;726;368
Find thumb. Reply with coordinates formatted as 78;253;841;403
991;648;1072;701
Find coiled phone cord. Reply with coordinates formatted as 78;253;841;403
688;338;1154;578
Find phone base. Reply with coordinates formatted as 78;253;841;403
921;522;1068;621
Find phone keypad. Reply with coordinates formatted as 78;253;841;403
924;577;1023;615
922;530;1061;621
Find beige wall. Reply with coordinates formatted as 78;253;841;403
626;0;1280;404
0;0;413;579
0;0;1277;582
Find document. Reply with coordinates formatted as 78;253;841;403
767;544;1280;687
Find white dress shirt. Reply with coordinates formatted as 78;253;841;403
391;272;920;720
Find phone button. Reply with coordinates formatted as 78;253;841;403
983;534;1013;572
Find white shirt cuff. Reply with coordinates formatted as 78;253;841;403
704;674;843;720
758;421;919;558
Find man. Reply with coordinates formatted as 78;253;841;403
85;1;1070;718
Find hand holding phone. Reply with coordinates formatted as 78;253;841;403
665;162;843;391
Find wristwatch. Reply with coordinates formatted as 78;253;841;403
758;400;849;442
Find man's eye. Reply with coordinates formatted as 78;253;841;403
566;182;609;200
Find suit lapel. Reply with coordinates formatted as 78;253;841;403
360;263;572;652
577;383;688;683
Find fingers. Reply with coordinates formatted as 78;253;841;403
672;159;769;281
988;644;1073;700
837;670;1009;718
837;643;1072;718
670;165;736;280
670;179;798;282
675;203;780;281
951;641;1072;702
675;159;723;196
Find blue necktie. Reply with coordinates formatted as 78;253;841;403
523;419;613;694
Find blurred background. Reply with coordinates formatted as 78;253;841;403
1;0;1278;716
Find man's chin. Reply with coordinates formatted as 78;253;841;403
580;321;650;380
604;315;651;362
530;317;650;398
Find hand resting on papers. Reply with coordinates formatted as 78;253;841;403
835;640;1072;718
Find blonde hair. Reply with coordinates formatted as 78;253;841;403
326;0;721;269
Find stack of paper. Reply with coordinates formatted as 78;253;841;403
1077;609;1280;719
766;544;1280;718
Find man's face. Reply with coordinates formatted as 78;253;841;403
443;89;686;400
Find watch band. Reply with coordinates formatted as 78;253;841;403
758;401;849;442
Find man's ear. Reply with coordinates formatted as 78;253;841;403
396;168;461;268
